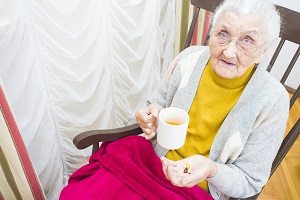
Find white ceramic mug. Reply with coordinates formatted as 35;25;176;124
157;107;190;149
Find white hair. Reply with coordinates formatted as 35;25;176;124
211;0;281;43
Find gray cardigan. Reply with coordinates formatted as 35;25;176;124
148;46;289;199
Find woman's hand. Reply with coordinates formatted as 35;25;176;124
135;103;163;140
160;155;217;187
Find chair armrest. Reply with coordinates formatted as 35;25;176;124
73;123;143;154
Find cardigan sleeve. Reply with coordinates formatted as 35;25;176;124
207;90;290;199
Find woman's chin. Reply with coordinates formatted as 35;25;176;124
215;67;237;79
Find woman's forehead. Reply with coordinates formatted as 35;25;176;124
218;24;259;36
214;12;263;36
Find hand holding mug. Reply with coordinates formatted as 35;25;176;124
135;103;163;139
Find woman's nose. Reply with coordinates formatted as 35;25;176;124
223;40;238;58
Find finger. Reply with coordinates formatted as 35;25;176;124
136;114;150;125
180;169;198;187
150;107;160;118
161;157;170;180
136;116;156;135
161;157;178;181
141;116;157;127
140;123;156;133
148;103;163;117
144;131;156;140
182;174;202;187
135;108;152;122
160;157;177;167
168;167;185;187
167;167;177;186
141;128;155;136
161;157;177;175
182;180;198;188
142;122;155;129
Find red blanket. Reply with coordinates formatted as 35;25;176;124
60;136;213;200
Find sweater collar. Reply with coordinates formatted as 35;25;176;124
208;58;255;89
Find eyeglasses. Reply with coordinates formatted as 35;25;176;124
210;31;264;53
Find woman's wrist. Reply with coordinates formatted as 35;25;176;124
208;161;217;178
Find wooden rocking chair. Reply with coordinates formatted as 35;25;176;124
73;1;300;199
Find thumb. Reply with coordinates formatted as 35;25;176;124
150;107;160;118
160;156;177;167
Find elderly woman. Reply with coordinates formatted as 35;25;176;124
136;0;289;199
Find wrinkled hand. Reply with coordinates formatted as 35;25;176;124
160;155;217;187
135;103;163;140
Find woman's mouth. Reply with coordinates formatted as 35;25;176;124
221;59;236;67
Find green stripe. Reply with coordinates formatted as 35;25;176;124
0;146;23;200
179;0;190;51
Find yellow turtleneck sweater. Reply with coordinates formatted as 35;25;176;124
166;59;255;192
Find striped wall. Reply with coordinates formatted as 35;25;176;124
174;0;212;56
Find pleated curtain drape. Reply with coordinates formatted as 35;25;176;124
0;0;175;199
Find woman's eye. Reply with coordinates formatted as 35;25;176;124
219;32;228;38
242;37;252;44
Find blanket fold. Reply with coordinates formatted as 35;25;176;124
60;136;213;200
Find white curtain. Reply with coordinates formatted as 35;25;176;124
0;0;175;199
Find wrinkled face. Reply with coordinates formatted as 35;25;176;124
209;12;267;79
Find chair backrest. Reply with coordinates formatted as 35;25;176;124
185;0;300;199
0;84;46;200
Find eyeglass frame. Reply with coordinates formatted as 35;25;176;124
210;30;266;54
